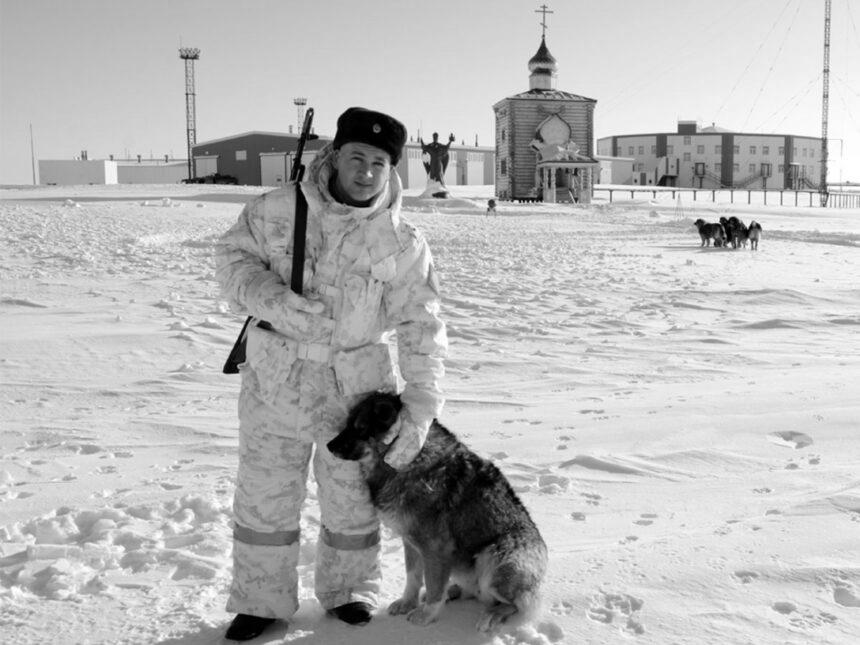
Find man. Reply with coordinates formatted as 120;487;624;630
215;107;447;641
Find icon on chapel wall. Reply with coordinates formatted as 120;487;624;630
529;114;588;163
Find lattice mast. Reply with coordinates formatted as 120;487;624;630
820;0;830;205
179;48;200;181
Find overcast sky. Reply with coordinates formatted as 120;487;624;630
2;0;858;185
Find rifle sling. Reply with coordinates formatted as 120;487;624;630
290;184;308;295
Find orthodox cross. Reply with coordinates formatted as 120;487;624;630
535;4;554;38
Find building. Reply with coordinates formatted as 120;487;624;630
597;121;823;190
193;131;494;189
192;131;331;186
493;35;598;203
39;157;189;185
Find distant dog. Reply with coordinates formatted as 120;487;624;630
748;221;762;250
327;392;547;632
487;198;497;215
694;218;727;247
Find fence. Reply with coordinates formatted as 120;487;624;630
594;187;860;209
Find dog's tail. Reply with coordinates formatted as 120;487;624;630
478;535;547;628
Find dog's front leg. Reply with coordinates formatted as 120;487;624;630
406;555;451;626
389;539;423;615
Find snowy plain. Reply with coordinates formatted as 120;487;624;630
1;182;859;645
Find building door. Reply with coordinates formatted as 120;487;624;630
640;172;647;185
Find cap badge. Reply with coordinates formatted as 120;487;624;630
372;123;381;133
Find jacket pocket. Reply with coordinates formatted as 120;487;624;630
332;343;397;397
246;324;298;403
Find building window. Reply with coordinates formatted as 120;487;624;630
763;145;770;155
793;147;797;156
778;164;784;173
715;145;722;154
697;145;705;154
715;163;722;173
810;149;815;158
802;148;807;157
636;162;645;171
236;150;247;161
628;146;634;155
749;163;756;174
733;145;740;154
500;159;507;175
733;163;739;172
638;146;644;155
667;145;674;155
683;136;691;145
683;152;691;161
750;145;756;155
651;145;656;154
779;146;785;155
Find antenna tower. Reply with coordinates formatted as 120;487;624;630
294;98;308;134
820;0;830;206
179;47;200;181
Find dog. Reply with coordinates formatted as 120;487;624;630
748;221;762;250
487;198;497;215
694;218;727;247
327;392;547;632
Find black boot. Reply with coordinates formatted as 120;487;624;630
225;614;276;641
328;601;373;625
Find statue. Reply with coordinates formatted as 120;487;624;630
419;131;455;198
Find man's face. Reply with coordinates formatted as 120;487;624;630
333;142;391;205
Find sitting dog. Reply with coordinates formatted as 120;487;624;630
748;221;762;250
487;198;497;215
327;392;547;632
694;218;727;247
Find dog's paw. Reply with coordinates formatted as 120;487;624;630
406;602;441;626
388;596;419;615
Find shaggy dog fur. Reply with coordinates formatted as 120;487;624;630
327;392;547;632
748;221;762;250
694;218;727;247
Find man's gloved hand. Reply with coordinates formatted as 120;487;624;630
282;290;325;315
382;412;429;470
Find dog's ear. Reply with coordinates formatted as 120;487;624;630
373;399;400;428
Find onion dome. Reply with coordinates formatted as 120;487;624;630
528;37;557;72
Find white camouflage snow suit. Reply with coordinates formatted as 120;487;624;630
214;144;446;619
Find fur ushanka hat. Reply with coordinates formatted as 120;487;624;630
332;107;407;165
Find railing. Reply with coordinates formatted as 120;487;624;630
593;186;860;208
732;171;766;189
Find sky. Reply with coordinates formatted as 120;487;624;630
2;0;859;185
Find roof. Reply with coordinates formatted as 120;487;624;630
194;130;332;148
498;88;597;103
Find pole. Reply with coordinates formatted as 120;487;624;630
29;123;36;185
820;0;831;206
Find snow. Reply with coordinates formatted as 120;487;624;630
1;182;859;644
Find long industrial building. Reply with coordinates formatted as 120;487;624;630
597;121;823;190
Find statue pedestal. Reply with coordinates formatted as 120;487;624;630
419;179;449;199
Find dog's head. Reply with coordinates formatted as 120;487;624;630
694;218;706;230
327;392;403;462
749;221;762;232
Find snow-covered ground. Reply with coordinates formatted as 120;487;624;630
1;183;859;645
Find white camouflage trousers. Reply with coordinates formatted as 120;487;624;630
227;362;381;619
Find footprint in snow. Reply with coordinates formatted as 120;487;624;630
634;513;658;526
586;590;645;635
733;570;759;584
833;582;860;607
767;431;813;449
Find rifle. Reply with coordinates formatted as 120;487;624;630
222;107;318;374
